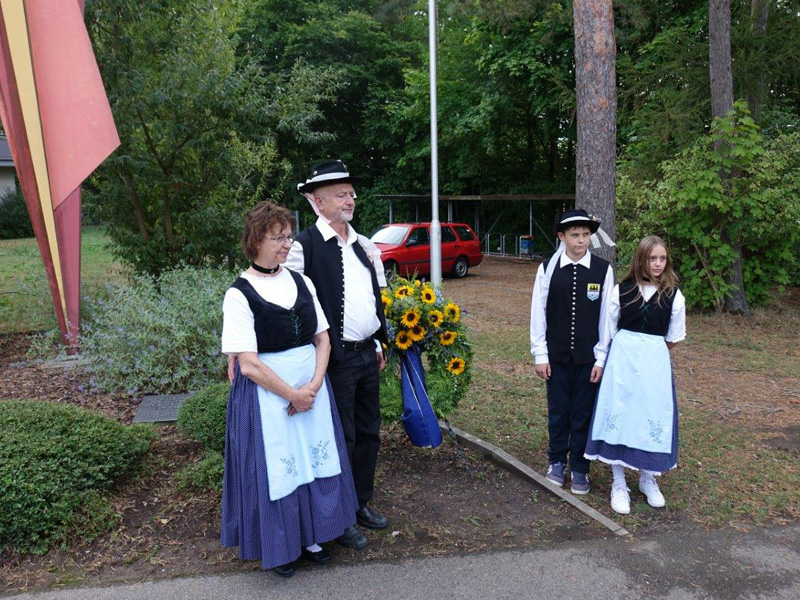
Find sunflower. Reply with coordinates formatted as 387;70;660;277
427;309;444;326
408;324;427;342
420;286;436;304
394;285;414;299
400;309;421;328
439;330;457;346
381;293;393;313
443;302;461;323
446;357;466;375
395;330;413;350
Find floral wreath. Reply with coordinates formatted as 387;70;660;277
379;276;472;420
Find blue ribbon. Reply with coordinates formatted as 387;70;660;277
399;344;443;448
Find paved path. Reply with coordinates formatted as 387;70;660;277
6;524;799;600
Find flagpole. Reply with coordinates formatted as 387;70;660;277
428;0;441;285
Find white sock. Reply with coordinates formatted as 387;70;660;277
640;471;657;484
306;543;322;553
611;464;626;484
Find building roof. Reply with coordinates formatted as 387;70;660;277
0;135;13;168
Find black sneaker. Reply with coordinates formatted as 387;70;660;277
546;462;566;486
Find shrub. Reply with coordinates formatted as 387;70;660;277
176;381;229;453
175;450;224;493
0;187;33;240
0;400;155;554
81;267;233;394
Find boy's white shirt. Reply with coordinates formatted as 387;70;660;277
593;284;687;363
529;247;614;367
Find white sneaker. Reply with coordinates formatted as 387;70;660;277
639;474;666;508
610;481;631;515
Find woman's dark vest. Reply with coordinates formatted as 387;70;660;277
229;269;317;352
543;254;610;364
617;280;676;337
295;226;388;362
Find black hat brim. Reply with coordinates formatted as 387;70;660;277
298;175;363;195
557;219;601;234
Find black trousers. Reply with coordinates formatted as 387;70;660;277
546;360;597;474
327;347;381;509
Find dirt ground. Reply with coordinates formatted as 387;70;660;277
2;255;798;593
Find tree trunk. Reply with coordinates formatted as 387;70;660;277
573;0;617;265
709;0;750;315
746;0;769;122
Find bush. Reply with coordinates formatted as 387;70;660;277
81;267;233;394
0;187;33;240
0;400;155;554
176;381;229;453
175;450;224;493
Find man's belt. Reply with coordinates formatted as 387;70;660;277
342;338;374;352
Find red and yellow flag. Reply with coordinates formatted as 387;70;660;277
0;0;119;352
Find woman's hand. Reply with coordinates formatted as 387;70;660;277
287;383;316;415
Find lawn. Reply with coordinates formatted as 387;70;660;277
0;227;123;334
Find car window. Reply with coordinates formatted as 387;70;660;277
408;227;430;245
441;226;457;243
453;226;475;241
371;225;410;244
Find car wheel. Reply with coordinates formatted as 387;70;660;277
384;260;399;281
451;256;469;278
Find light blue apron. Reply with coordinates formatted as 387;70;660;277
590;329;674;453
256;344;341;501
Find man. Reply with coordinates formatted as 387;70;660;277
286;159;389;550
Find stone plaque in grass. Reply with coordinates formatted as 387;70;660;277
133;394;192;423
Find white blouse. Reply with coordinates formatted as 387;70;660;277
221;269;329;355
594;283;686;367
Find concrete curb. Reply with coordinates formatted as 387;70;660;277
439;420;630;537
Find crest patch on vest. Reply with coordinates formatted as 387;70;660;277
587;283;601;301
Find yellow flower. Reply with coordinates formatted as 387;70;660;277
414;280;421;287
394;285;414;299
427;309;444;326
395;330;413;350
401;309;421;328
443;302;461;323
420;286;436;304
381;293;393;313
447;357;466;375
439;331;457;346
408;325;426;342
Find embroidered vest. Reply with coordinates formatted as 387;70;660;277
230;270;317;353
543;254;610;364
617;280;676;337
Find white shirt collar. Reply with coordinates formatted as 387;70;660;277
315;216;357;247
559;249;593;269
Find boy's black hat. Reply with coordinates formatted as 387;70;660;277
297;159;363;194
556;208;601;233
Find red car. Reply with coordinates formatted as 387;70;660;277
370;222;483;279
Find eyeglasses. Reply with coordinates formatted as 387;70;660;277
267;235;294;245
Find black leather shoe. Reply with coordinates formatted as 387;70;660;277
272;562;296;578
337;525;368;550
356;505;388;530
301;546;331;564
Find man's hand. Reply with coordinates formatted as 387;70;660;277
227;354;237;382
377;351;386;372
590;365;604;383
534;363;551;380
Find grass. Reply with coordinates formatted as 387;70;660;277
0;227;123;334
450;295;800;530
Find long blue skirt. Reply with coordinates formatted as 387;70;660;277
220;366;358;569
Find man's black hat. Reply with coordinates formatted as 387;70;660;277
297;159;363;194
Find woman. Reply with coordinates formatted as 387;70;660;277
220;201;358;577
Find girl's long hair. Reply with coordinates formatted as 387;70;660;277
621;235;678;307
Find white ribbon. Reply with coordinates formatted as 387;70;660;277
590;226;616;250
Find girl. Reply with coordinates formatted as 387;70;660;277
584;236;686;514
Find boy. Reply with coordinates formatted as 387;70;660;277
530;209;614;494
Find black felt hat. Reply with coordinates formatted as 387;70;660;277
556;208;601;233
297;159;363;194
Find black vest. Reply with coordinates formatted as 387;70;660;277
295;225;388;361
544;254;611;364
230;270;317;353
618;280;676;337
